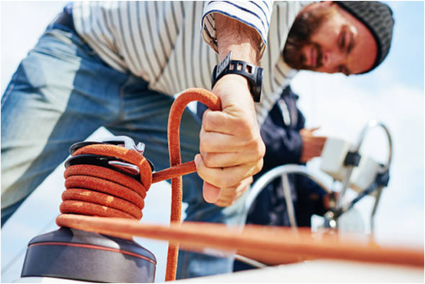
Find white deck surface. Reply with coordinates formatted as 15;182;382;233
14;260;424;283
180;260;424;283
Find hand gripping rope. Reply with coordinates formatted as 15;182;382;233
54;88;423;282
56;88;221;281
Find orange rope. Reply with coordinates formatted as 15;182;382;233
57;215;425;269
56;88;221;281
161;88;221;280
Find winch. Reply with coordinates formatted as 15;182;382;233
19;88;222;283
21;137;157;282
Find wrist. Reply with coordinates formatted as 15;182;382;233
218;42;259;64
213;74;250;92
211;51;263;102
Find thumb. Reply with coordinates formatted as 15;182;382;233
310;126;320;133
203;181;222;203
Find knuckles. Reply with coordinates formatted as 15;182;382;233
214;175;240;189
253;158;264;176
198;109;265;190
253;137;266;160
232;115;252;133
202;153;217;168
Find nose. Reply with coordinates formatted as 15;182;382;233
321;50;345;69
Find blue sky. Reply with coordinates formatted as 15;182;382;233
384;1;424;90
1;1;424;283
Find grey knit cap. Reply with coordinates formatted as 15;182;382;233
335;1;395;73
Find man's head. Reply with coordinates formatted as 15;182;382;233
283;1;394;75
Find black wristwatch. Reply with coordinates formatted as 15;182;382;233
211;51;264;102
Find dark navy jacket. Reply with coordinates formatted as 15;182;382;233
233;86;328;271
246;86;327;229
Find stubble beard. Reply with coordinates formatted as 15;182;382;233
283;6;336;71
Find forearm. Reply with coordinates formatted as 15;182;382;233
215;13;262;64
212;13;262;124
197;6;267;205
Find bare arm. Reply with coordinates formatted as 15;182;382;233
196;14;266;205
215;13;262;63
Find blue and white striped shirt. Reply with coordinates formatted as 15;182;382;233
72;1;302;126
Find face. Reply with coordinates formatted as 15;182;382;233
283;2;378;75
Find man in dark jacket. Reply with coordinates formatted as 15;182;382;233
223;86;331;271
247;86;329;228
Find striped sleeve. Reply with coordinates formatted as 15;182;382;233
201;1;273;58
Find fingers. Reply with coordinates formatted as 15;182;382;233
195;154;263;189
199;127;265;167
201;108;257;135
202;181;222;203
214;176;253;207
308;136;327;149
301;136;328;162
196;74;265;204
301;127;321;137
313;136;327;150
300;128;313;137
200;152;262;169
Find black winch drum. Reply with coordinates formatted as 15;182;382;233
21;227;156;283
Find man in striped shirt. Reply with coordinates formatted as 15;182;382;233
2;1;394;279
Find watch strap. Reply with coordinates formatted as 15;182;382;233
211;52;263;102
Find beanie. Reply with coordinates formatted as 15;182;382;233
335;1;395;73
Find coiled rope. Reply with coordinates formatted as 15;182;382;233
56;88;221;281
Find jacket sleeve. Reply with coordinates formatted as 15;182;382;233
201;1;273;57
296;177;329;217
259;104;303;174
